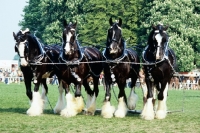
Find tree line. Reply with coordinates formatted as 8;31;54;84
19;0;200;72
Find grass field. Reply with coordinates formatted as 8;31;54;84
0;82;200;133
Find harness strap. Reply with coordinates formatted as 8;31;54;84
83;53;100;77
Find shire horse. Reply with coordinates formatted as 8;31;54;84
57;20;104;117
13;29;61;116
101;18;140;118
141;24;177;120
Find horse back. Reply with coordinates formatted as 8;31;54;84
83;47;103;61
82;46;103;75
125;48;140;76
44;44;61;62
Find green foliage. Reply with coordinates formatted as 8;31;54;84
19;0;42;38
80;0;140;49
138;0;200;71
13;54;19;60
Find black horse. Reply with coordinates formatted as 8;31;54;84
141;24;177;120
101;18;140;118
13;29;61;116
58;21;104;117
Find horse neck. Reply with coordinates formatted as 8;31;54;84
27;35;42;59
45;45;60;62
147;30;155;45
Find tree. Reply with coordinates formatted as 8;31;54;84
138;0;200;71
80;0;140;50
13;54;19;60
19;0;43;38
20;0;86;44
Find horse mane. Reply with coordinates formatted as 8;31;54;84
168;48;178;70
147;30;155;47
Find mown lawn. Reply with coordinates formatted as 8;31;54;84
0;82;200;133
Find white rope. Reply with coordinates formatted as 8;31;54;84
29;61;164;65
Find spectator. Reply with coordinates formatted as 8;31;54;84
0;71;3;82
51;75;58;85
4;71;9;84
186;78;191;90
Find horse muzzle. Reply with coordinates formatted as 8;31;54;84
20;58;28;66
109;48;118;54
64;50;71;55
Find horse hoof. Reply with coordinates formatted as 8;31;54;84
84;110;94;115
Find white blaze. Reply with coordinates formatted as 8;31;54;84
64;33;72;53
64;29;75;54
18;41;28;66
155;33;162;59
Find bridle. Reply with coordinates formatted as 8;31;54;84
107;23;122;51
15;38;29;59
63;27;80;54
152;30;168;57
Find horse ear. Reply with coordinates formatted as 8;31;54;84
13;32;17;41
164;25;169;31
118;18;122;27
152;24;157;30
74;21;77;28
63;20;67;27
15;45;18;52
109;17;113;26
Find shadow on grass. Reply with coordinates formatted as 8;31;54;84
185;95;200;98
0;107;59;115
94;109;141;117
0;107;27;114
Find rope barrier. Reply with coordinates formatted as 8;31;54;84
29;60;165;66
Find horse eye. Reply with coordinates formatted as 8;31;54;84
71;30;74;33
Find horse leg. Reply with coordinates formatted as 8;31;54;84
61;82;84;117
27;81;44;116
141;83;147;107
127;77;138;110
24;78;32;101
83;77;98;115
21;66;33;101
114;83;128;118
141;80;155;120
54;80;65;114
101;78;115;118
155;82;168;119
41;78;48;103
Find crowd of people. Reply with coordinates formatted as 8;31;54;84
0;67;23;84
137;68;200;90
169;75;200;90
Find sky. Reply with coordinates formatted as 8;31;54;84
0;0;27;60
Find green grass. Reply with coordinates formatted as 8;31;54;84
0;83;200;133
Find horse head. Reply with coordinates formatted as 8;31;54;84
62;20;78;56
150;24;169;61
106;17;123;58
13;28;30;66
